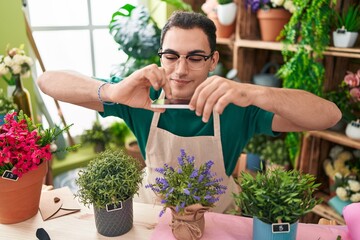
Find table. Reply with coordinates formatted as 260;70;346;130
0;202;163;240
0;200;350;240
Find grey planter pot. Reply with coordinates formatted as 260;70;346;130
93;197;133;237
253;217;298;240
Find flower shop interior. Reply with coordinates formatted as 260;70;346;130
1;0;360;239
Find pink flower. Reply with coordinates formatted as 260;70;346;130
350;87;360;102
0;111;71;178
344;71;360;88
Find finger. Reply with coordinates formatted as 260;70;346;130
159;67;172;99
145;65;164;90
201;83;229;122
189;77;211;110
194;78;220;117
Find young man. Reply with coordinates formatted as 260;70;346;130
37;11;341;212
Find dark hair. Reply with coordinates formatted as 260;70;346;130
160;11;217;52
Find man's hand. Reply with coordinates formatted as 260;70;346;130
189;76;257;122
108;64;172;112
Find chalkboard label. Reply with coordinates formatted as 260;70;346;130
272;223;290;233
106;201;123;212
2;170;19;181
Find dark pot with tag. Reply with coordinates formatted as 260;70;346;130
253;62;282;88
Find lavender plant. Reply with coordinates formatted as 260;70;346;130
146;149;227;216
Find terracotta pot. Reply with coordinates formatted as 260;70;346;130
208;13;236;38
0;162;47;224
257;8;291;42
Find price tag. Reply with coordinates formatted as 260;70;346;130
106;201;123;212
2;170;19;181
272;223;290;233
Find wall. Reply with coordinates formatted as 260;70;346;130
0;0;39;121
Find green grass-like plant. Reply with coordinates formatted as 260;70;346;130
76;149;144;209
0;89;17;115
218;0;233;5
333;4;360;32
233;168;322;224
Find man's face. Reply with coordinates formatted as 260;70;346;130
160;27;219;100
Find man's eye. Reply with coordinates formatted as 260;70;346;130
164;54;178;60
188;56;203;62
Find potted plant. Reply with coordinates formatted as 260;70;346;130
0;111;76;224
145;149;227;240
246;0;295;41
233;168;321;240
107;120;131;148
332;4;360;48
80;118;111;153
76;149;144;237
202;0;236;38
217;0;237;26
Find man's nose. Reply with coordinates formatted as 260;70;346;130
175;56;189;74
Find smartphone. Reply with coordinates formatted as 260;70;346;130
151;98;190;109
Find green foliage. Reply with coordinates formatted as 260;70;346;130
233;168;322;224
244;135;290;166
76;149;144;209
218;0;233;5
109;4;161;77
324;88;358;123
0;88;17;114
80;119;111;147
333;4;360;32
277;0;333;167
108;120;131;147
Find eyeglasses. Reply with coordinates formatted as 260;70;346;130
158;51;214;70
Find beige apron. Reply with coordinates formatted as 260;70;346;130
134;95;238;213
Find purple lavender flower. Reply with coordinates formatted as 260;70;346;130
177;156;184;166
155;167;165;174
190;169;198;178
187;155;195;164
184;188;190;195
193;196;201;201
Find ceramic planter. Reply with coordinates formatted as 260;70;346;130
208;12;236;38
93;197;133;237
345;120;360;140
217;2;237;26
253;217;298;240
333;30;358;48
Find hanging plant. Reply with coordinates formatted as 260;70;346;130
276;0;334;166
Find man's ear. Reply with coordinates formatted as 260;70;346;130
209;51;220;72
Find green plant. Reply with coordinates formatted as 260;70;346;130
0;89;17;114
333;4;360;32
108;120;131;147
80;119;111;148
218;0;233;5
233;168;322;224
243;134;268;155
109;2;192;78
76;149;144;208
277;0;334;167
261;138;290;166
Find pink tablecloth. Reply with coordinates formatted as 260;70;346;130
150;210;350;240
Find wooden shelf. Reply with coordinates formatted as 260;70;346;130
306;130;360;150
234;39;360;59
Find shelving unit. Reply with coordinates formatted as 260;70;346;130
215;0;360;224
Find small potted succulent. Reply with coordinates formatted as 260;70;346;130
76;149;144;237
146;149;227;240
332;4;360;48
233;168;321;240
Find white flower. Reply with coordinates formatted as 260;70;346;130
271;0;284;7
11;65;21;75
348;180;360;192
284;1;296;13
336;187;349;201
350;193;360;202
0;63;8;76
